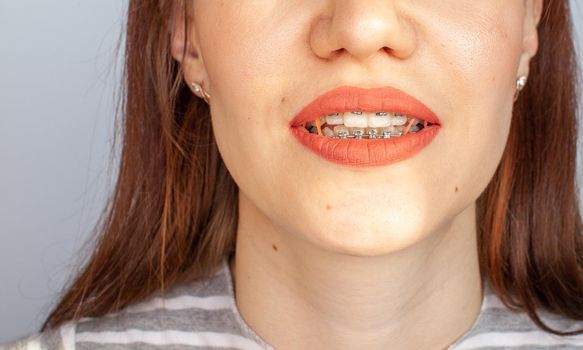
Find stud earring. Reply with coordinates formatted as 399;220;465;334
191;81;211;104
513;76;528;102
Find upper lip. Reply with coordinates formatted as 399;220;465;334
289;86;441;127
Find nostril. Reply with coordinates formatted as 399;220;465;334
330;48;346;60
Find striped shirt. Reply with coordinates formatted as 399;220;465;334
2;256;582;349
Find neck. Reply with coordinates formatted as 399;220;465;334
231;194;483;350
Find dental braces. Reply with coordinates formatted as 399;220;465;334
334;129;404;139
307;124;423;139
306;111;429;139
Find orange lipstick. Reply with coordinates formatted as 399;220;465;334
289;86;441;167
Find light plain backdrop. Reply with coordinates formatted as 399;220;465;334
1;1;582;344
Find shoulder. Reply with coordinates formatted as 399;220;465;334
2;257;265;350
0;323;75;350
72;260;263;349
452;282;583;349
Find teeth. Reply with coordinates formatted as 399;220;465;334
305;112;430;138
390;126;404;136
391;114;408;126
328;126;407;139
343;112;368;128
325;113;344;125
323;127;335;137
380;127;403;138
334;125;349;139
351;128;365;139
367;112;393;128
324;112;416;128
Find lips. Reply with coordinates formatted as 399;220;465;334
289;86;441;167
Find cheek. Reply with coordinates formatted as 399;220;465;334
194;4;305;209
421;2;522;103
421;5;522;189
197;1;306;93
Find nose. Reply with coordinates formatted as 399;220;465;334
310;0;416;62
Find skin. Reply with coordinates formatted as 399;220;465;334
171;1;542;349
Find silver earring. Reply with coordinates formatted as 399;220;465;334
191;81;211;104
513;76;528;102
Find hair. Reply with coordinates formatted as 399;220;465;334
42;0;582;336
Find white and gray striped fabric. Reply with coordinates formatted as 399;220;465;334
2;256;582;349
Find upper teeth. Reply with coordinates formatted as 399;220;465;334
324;112;414;128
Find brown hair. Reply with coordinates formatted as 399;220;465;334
42;0;582;336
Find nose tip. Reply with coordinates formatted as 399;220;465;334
310;1;416;62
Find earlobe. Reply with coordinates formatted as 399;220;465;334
516;52;531;83
514;1;541;101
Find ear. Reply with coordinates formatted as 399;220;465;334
517;0;543;77
170;2;208;89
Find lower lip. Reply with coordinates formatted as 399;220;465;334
290;126;440;167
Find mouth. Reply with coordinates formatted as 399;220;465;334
299;112;435;139
289;86;441;167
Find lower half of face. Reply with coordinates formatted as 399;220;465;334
196;0;526;255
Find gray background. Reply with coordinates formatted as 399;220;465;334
0;1;582;344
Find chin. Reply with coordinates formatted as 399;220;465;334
305;218;429;257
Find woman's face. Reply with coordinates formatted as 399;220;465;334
173;0;541;254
